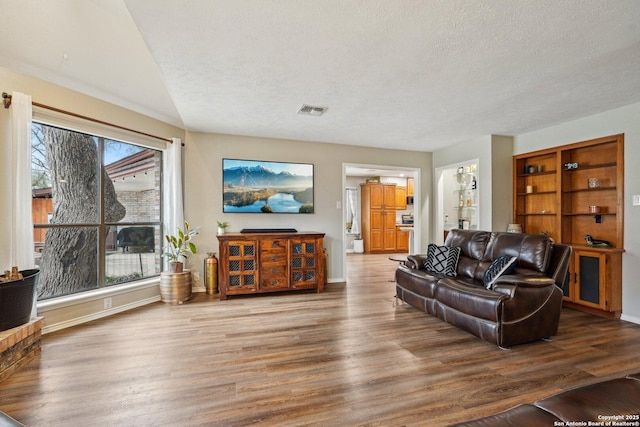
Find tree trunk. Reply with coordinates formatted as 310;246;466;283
38;127;125;298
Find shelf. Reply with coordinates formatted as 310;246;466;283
562;212;616;216
562;186;616;193
517;170;556;178
568;244;625;253
516;190;556;196
516;213;556;216
562;162;616;172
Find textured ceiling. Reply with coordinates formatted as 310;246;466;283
2;0;640;151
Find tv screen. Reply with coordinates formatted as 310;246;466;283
222;159;314;213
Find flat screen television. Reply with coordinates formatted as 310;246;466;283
222;158;314;213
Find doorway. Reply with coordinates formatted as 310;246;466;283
434;159;479;245
342;163;420;281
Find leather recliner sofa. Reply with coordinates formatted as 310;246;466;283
395;229;572;348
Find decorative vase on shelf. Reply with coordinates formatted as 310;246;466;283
507;224;522;233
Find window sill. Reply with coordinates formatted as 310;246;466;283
38;276;160;312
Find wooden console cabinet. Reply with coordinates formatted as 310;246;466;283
513;134;624;318
217;231;325;300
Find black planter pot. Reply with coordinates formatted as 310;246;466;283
0;269;40;332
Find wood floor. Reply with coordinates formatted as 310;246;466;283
2;253;640;426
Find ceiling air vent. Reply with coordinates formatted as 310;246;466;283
298;104;327;116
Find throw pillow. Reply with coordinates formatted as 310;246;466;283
424;244;461;277
483;256;518;289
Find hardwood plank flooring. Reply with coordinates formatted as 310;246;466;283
1;253;640;426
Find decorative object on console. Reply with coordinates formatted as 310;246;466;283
222;158;314;214
216;220;229;235
583;234;611;247
483;256;517;289
424;244;460;277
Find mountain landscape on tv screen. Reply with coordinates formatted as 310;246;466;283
223;162;313;213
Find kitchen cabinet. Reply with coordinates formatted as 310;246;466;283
361;183;397;253
395;186;407;210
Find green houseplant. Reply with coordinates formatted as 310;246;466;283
216;220;229;235
163;221;199;273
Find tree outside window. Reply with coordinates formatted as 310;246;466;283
32;123;163;299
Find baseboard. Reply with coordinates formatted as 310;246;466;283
621;313;640;325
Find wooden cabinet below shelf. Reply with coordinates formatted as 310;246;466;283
563;246;623;318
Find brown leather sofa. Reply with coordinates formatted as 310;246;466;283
395;229;571;348
449;372;640;426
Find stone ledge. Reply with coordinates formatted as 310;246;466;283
0;317;44;383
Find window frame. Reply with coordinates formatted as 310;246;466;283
31;108;166;304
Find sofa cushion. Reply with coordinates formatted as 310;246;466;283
447;404;561;427
483;232;552;274
534;377;640;422
445;230;492;280
483;256;517;289
425;244;461;276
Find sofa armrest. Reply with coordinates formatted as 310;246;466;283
405;254;427;269
492;275;556;298
494;275;555;288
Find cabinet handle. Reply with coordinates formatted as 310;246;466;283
271;268;277;273
271;256;277;261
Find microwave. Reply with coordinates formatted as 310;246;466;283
406;196;414;205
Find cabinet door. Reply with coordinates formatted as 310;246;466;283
383;211;397;251
369;210;384;251
224;241;257;293
572;250;606;309
290;239;319;288
407;178;414;196
369;184;383;209
395;186;407;210
382;185;396;209
396;228;409;251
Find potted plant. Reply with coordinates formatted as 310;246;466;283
163;221;199;272
160;221;199;304
217;220;229;235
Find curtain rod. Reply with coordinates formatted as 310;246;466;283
2;92;174;144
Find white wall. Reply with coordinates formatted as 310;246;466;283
514;102;640;323
182;131;432;282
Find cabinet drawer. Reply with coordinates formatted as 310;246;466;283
261;239;287;252
260;269;289;289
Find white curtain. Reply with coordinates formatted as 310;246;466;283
10;92;37;317
347;187;360;235
162;138;184;268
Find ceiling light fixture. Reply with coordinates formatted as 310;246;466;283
298;104;327;116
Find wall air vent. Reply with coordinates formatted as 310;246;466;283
298;104;327;116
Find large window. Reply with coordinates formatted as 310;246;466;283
32;122;163;300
